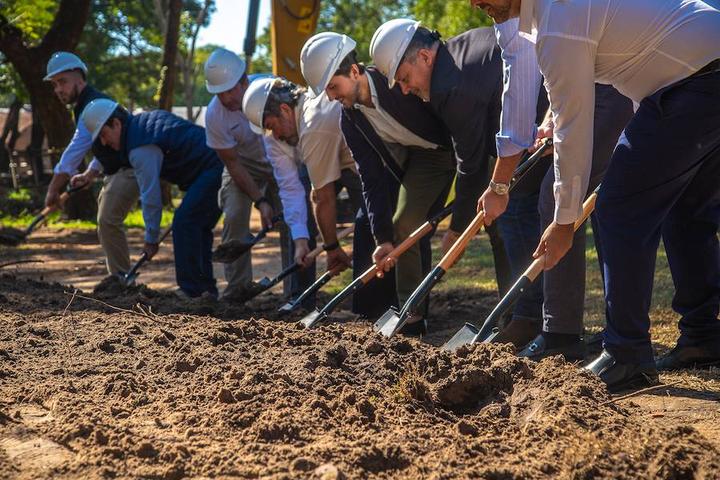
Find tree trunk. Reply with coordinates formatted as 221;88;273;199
0;0;93;216
0;97;22;176
157;0;182;111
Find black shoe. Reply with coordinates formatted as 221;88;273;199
585;349;659;393
584;331;604;355
491;317;542;350
655;344;720;371
400;317;427;337
518;334;586;362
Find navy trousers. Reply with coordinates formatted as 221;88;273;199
597;71;720;364
173;164;223;297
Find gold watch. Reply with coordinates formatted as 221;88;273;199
489;180;510;195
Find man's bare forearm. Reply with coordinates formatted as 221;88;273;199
312;184;338;245
491;151;524;184
216;148;264;201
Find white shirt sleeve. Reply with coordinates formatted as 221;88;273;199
263;136;309;240
494;18;543;158
536;34;596;224
128;144;164;243
204;102;237;150
53;122;93;175
88;158;103;173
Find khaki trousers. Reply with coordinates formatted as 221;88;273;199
97;169;140;274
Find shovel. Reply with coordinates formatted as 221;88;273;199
373;140;553;338
243;225;354;302
212;215;283;263
300;202;455;329
0;186;84;247
278;270;334;314
442;185;600;351
117;227;173;287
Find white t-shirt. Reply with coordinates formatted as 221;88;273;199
205;96;309;239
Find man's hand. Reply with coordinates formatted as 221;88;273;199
45;174;70;208
70;169;100;189
293;238;312;268
143;242;159;260
531;116;554;154
326;246;352;274
533;221;574;270
441;229;462;256
372;241;395;277
257;201;275;230
478;186;509;226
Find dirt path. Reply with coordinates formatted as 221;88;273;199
1;219;719;478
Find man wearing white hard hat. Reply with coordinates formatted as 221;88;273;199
243;76;397;317
203;48;317;303
471;0;720;392
81;99;223;299
370;20;541;334
43;51;139;278
300;31;457;334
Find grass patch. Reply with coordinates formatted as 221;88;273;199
0;208;175;231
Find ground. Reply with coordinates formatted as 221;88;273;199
1;214;719;479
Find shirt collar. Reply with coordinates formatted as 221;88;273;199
355;73;378;110
518;0;537;42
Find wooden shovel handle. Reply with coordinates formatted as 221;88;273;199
38;190;71;217
525;191;599;281
438;210;487;271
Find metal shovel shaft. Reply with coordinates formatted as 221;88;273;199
278;270;333;313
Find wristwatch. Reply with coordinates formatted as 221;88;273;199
322;241;340;252
489;180;510;195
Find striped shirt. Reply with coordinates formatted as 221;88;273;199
494;18;543;158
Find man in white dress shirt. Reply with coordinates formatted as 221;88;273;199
473;0;720;392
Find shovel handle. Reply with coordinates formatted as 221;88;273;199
438;210;486;271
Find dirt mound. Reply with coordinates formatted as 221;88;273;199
1;275;719;479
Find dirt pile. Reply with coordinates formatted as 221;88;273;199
1;274;719;479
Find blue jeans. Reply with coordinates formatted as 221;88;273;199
173;164;223;297
496;191;543;322
598;70;720;364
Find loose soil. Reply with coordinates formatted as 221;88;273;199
1;271;720;479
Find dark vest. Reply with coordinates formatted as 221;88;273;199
122;110;221;190
74;85;131;175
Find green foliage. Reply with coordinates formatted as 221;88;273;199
413;0;493;37
316;0;413;63
1;0;57;43
0;208;174;230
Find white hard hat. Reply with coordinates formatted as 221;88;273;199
80;99;119;141
301;32;357;96
204;48;247;94
44;51;88;81
242;77;275;134
369;19;420;88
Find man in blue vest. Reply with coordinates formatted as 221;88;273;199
80;99;223;299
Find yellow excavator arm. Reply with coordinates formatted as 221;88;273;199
270;0;320;85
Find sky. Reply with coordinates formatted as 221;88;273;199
196;0;273;54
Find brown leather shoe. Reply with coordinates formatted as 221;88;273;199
490;317;542;350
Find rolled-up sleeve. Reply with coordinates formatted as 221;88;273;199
54;122;93;175
536;34;596;224
494;18;543;157
263;136;309;240
128;145;164;243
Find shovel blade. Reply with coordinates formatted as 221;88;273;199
278;302;296;314
300;309;326;329
441;323;480;352
373;307;402;337
116;271;138;287
212;239;254;263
